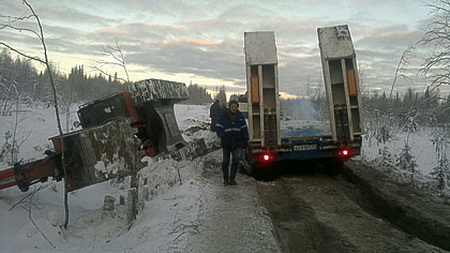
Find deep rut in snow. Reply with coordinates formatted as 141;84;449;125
255;161;448;253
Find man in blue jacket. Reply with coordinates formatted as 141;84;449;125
215;100;249;185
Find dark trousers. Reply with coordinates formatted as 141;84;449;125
222;147;240;182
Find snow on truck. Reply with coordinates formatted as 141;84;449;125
0;79;206;192
244;25;364;173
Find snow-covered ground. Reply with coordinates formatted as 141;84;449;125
0;103;448;252
361;130;439;175
0;104;279;252
358;125;450;196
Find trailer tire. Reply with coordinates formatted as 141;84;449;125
324;158;344;175
250;165;276;181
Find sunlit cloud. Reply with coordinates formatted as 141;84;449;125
87;28;131;38
2;0;447;97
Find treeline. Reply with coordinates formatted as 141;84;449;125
363;88;450;126
0;50;125;105
281;96;329;121
181;84;213;105
281;88;450;125
0;49;212;114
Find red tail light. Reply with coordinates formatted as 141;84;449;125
260;153;275;162
337;148;351;157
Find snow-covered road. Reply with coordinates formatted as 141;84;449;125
1;103;449;252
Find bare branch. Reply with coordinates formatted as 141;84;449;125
389;45;414;103
0;42;45;64
0;22;43;40
418;0;450;88
92;38;130;82
90;64;129;83
26;186;57;249
0;14;34;22
93;59;125;67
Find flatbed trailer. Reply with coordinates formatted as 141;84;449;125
244;25;364;171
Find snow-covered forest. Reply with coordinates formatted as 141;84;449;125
280;89;450;195
0;50;213;117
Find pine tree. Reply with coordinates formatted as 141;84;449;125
431;157;450;191
396;144;420;182
183;84;212;105
215;86;227;105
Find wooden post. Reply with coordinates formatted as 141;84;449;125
126;188;137;226
103;195;115;211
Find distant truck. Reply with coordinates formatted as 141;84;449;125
244;25;364;173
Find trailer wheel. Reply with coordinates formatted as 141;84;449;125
250;165;276;181
324;158;344;175
239;146;252;175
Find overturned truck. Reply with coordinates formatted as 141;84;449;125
0;79;203;192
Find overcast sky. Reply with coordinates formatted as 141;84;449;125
2;0;445;98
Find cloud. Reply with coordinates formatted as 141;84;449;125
34;2;118;28
357;25;423;51
126;37;244;82
0;0;437;97
87;28;131;38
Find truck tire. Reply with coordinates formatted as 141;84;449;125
323;158;344;175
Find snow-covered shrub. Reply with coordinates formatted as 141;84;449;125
364;110;395;147
375;146;396;169
399;110;419;134
375;124;394;146
395;144;421;183
430;157;450;191
0;130;18;165
430;131;450;191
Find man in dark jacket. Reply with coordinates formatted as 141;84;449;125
210;100;222;132
215;100;249;185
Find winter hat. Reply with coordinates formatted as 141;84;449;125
228;100;239;108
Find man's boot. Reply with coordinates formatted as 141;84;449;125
222;166;229;185
229;166;238;185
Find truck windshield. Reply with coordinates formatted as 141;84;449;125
78;94;128;128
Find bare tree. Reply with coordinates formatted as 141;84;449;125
0;0;70;229
91;38;142;224
91;39;130;83
419;0;450;89
389;45;414;103
3;99;32;165
9;184;56;248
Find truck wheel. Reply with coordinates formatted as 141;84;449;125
250;165;276;181
239;147;252;175
324;158;344;175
